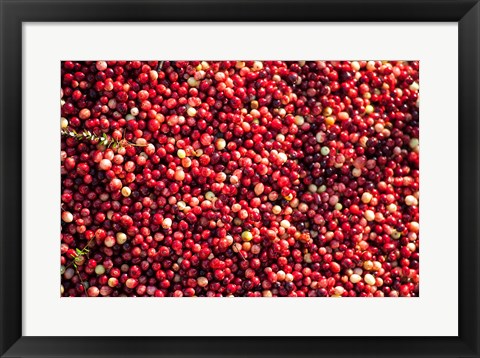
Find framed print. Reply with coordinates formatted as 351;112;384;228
1;0;479;357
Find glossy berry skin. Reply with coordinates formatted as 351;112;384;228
61;60;420;297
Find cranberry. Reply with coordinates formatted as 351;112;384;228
61;60;420;297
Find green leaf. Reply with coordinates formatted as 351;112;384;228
75;248;82;255
73;263;77;268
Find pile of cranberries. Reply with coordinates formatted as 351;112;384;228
60;60;419;297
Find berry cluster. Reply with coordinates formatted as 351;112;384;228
61;60;419;297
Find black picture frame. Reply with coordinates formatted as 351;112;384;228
1;0;479;357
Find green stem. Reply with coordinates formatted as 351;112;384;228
64;236;95;269
75;265;89;297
